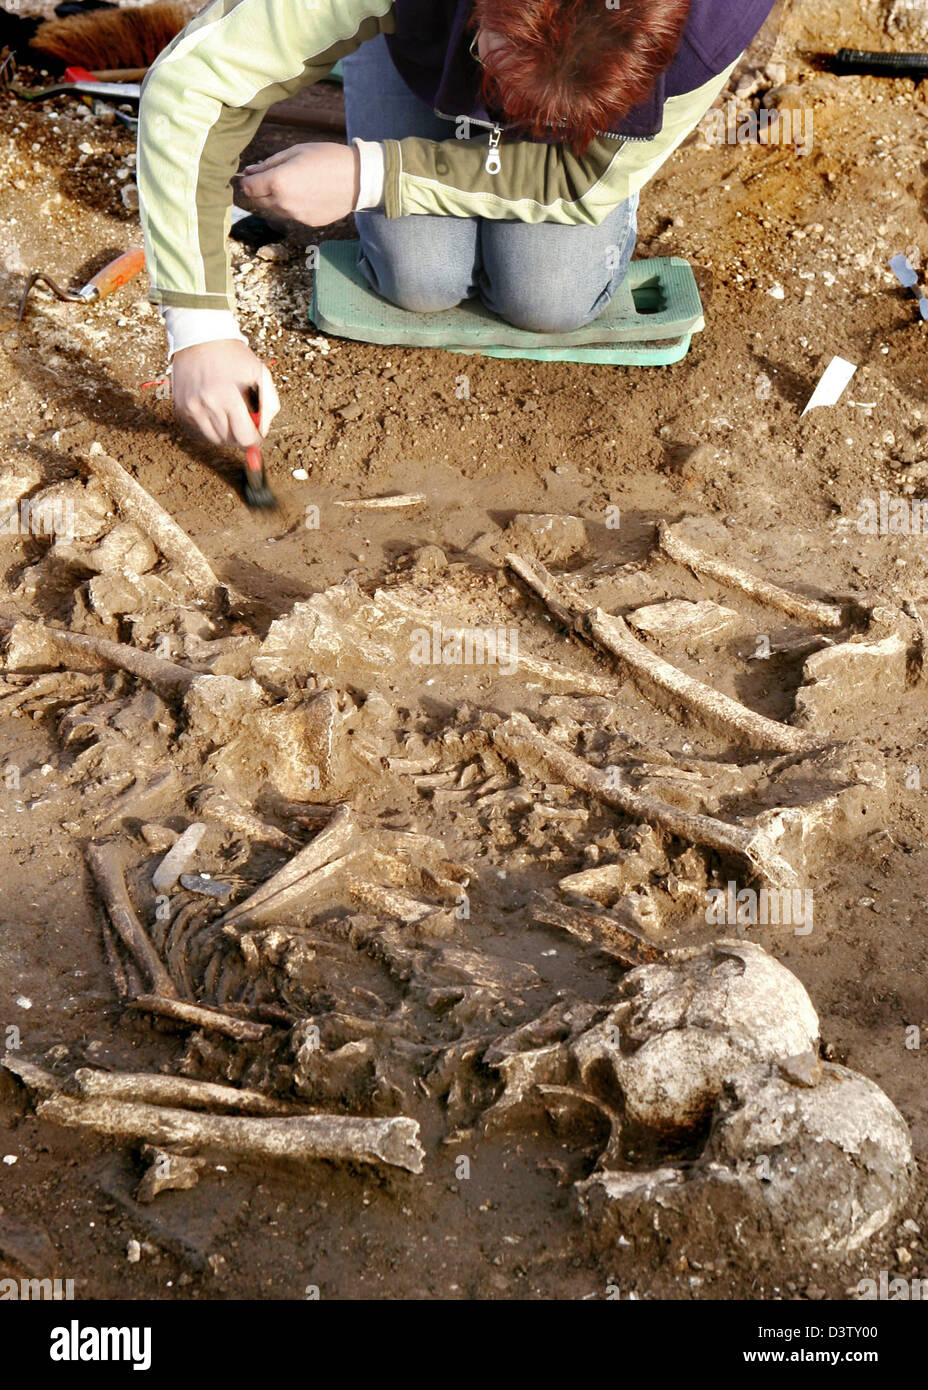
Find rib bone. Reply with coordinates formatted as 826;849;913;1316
85;842;179;999
127;995;272;1041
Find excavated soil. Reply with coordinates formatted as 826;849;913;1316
1;0;927;1300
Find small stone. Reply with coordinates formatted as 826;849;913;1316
126;1239;141;1262
338;401;363;421
140;823;179;852
410;544;448;576
256;242;292;261
15;996;32;1010
778;1051;823;1088
87;573;145;623
291;467;309;480
767;284;786;300
762;82;803;112
178;873;234;901
136;1148;202;1202
896;1246;912;1265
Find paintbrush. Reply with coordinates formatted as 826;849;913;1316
243;387;276;509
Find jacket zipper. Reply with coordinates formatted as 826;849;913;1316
434;107;506;173
433;108;649;175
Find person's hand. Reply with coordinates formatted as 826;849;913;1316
238;142;360;226
171;340;280;447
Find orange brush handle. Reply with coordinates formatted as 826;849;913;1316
246;408;263;470
86;247;146;299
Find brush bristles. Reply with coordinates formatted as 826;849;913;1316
30;2;189;71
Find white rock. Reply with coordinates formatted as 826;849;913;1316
627;599;738;641
152;823;207;894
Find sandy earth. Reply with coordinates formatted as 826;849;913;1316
0;0;927;1301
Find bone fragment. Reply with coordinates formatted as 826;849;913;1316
493;712;799;888
532;892;665;966
4;620;196;697
74;1067;293;1116
127;995;272;1042
334;494;426;510
506;550;819;754
1;1055;59;1096
193;789;300;852
83;443;223;606
345;876;441;925
585;607;818;753
36;1094;425;1173
217;803;355;931
658;521;847;630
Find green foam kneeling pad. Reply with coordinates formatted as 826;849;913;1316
309;238;704;366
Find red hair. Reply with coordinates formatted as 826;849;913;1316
471;0;692;152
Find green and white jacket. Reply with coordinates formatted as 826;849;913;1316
136;0;742;351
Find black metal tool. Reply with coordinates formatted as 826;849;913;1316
834;48;928;80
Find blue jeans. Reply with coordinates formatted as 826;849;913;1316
341;34;639;334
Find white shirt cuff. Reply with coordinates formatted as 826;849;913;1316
352;138;386;211
162;307;247;358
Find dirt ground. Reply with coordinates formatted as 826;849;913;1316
1;0;927;1301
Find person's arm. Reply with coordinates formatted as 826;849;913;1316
380;59;740;224
137;0;395;312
